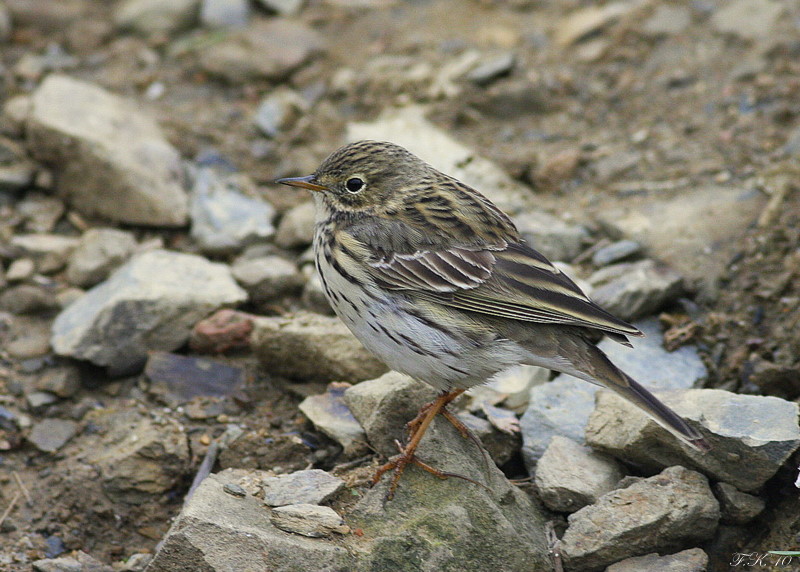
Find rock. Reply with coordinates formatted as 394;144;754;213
344;371;439;457
27;75;188;227
197;20;324;83
261;469;345;507
11;233;80;274
231;255;304;304
534;436;624;513
0;161;36;192
17;193;65;233
27;418;79;452
254;87;305;138
274;201;315;249
585;389;800;492
301;272;334;314
641;5;691;37
26;391;58;409
52;250;247;374
596;185;765;297
347;105;533;213
606;548;709;572
714;482;765;525
7;321;52;358
188;308;254;353
465;52;516;86
514;209;588;262
468;364;549;414
147;473;353;571
0;284;58;314
190;167;275;255
350;414;551;571
256;0;304;16
251;311;387;382
5;258;35;282
82;408;189;504
747;357;800;398
298;382;367;455
219;431;312;472
33;551;114;572
270;504;349;538
591;239;642;267
588;259;684;321
0;2;11;42
710;0;784;40
145;351;246;407
114;0;198;37
554;2;640;46
456;410;520;467
520;317;704;468
35;366;81;398
66;228;137;288
561;466;719;571
200;0;249;28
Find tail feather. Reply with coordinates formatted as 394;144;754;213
613;372;710;453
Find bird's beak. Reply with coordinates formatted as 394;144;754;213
275;175;328;192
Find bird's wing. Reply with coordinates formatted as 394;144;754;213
352;232;641;340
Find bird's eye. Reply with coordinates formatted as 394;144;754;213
345;177;364;193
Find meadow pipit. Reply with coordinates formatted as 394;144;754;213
278;140;709;499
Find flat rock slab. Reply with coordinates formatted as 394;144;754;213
299;382;367;455
261;469;345;507
251;311;387;382
606;548;709;572
27;74;188;227
27;418;79;453
51;249;246;374
144;351;246;407
561;466;719;571
586;388;800;492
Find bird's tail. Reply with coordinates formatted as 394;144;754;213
612;371;711;453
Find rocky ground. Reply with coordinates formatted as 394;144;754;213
0;0;799;571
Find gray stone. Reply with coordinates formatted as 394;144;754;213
561;466;719;571
144;351;246;407
83;408;189;504
35;366;81;398
114;0;198;36
588;259;683;321
0;284;58;314
251;311;387;383
274;200;315;248
606;548;709;572
262;469;344;507
521;318;703;469
254;87;304;138
198;20;324;83
534;436;624;513
190;167;275;255
11;233;79;274
514;210;588;262
26;391;58;409
17;193;65;233
299;382;367;455
641;5;692;37
301;271;334;314
256;0;304;16
28;419;79;453
148;473;352;571
27;75;188;227
597;186;765;297
554;2;640;46
344;371;439;458
591;239;642;267
347;106;534;213
66;228;137;288
465;52;516;86
231;255;304;303
5;258;35;282
200;0;249;28
715;482;765;525
52;250;246;373
585;389;800;492
270;504;349;538
456;410;519;467
350;414;551;571
0;161;35;192
468;364;549;414
33;551;113;572
710;0;784;40
0;2;11;42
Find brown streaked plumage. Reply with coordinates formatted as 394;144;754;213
278;140;709;499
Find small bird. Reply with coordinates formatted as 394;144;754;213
278;140;709;498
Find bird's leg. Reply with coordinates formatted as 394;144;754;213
373;389;468;500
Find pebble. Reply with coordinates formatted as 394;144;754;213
114;0;198;37
66;228;137;288
0;284;58;315
190;167;276;255
5;258;35;282
274;201;315;249
35;366;81;398
514;210;588;262
270;504;349;538
301;272;334;315
17;193;65;233
28;419;79;452
200;0;250;28
710;0;784;40
231;255;304;304
715;482;765;525
0;162;36;192
261;469;345;507
554;2;639;46
188;308;254;354
254;88;305;138
144;351;246;407
465;52;516;86
298;382;367;455
11;234;80;274
223;482;247;497
591;239;642;266
641;5;691;36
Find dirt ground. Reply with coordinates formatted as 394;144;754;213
0;0;799;570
